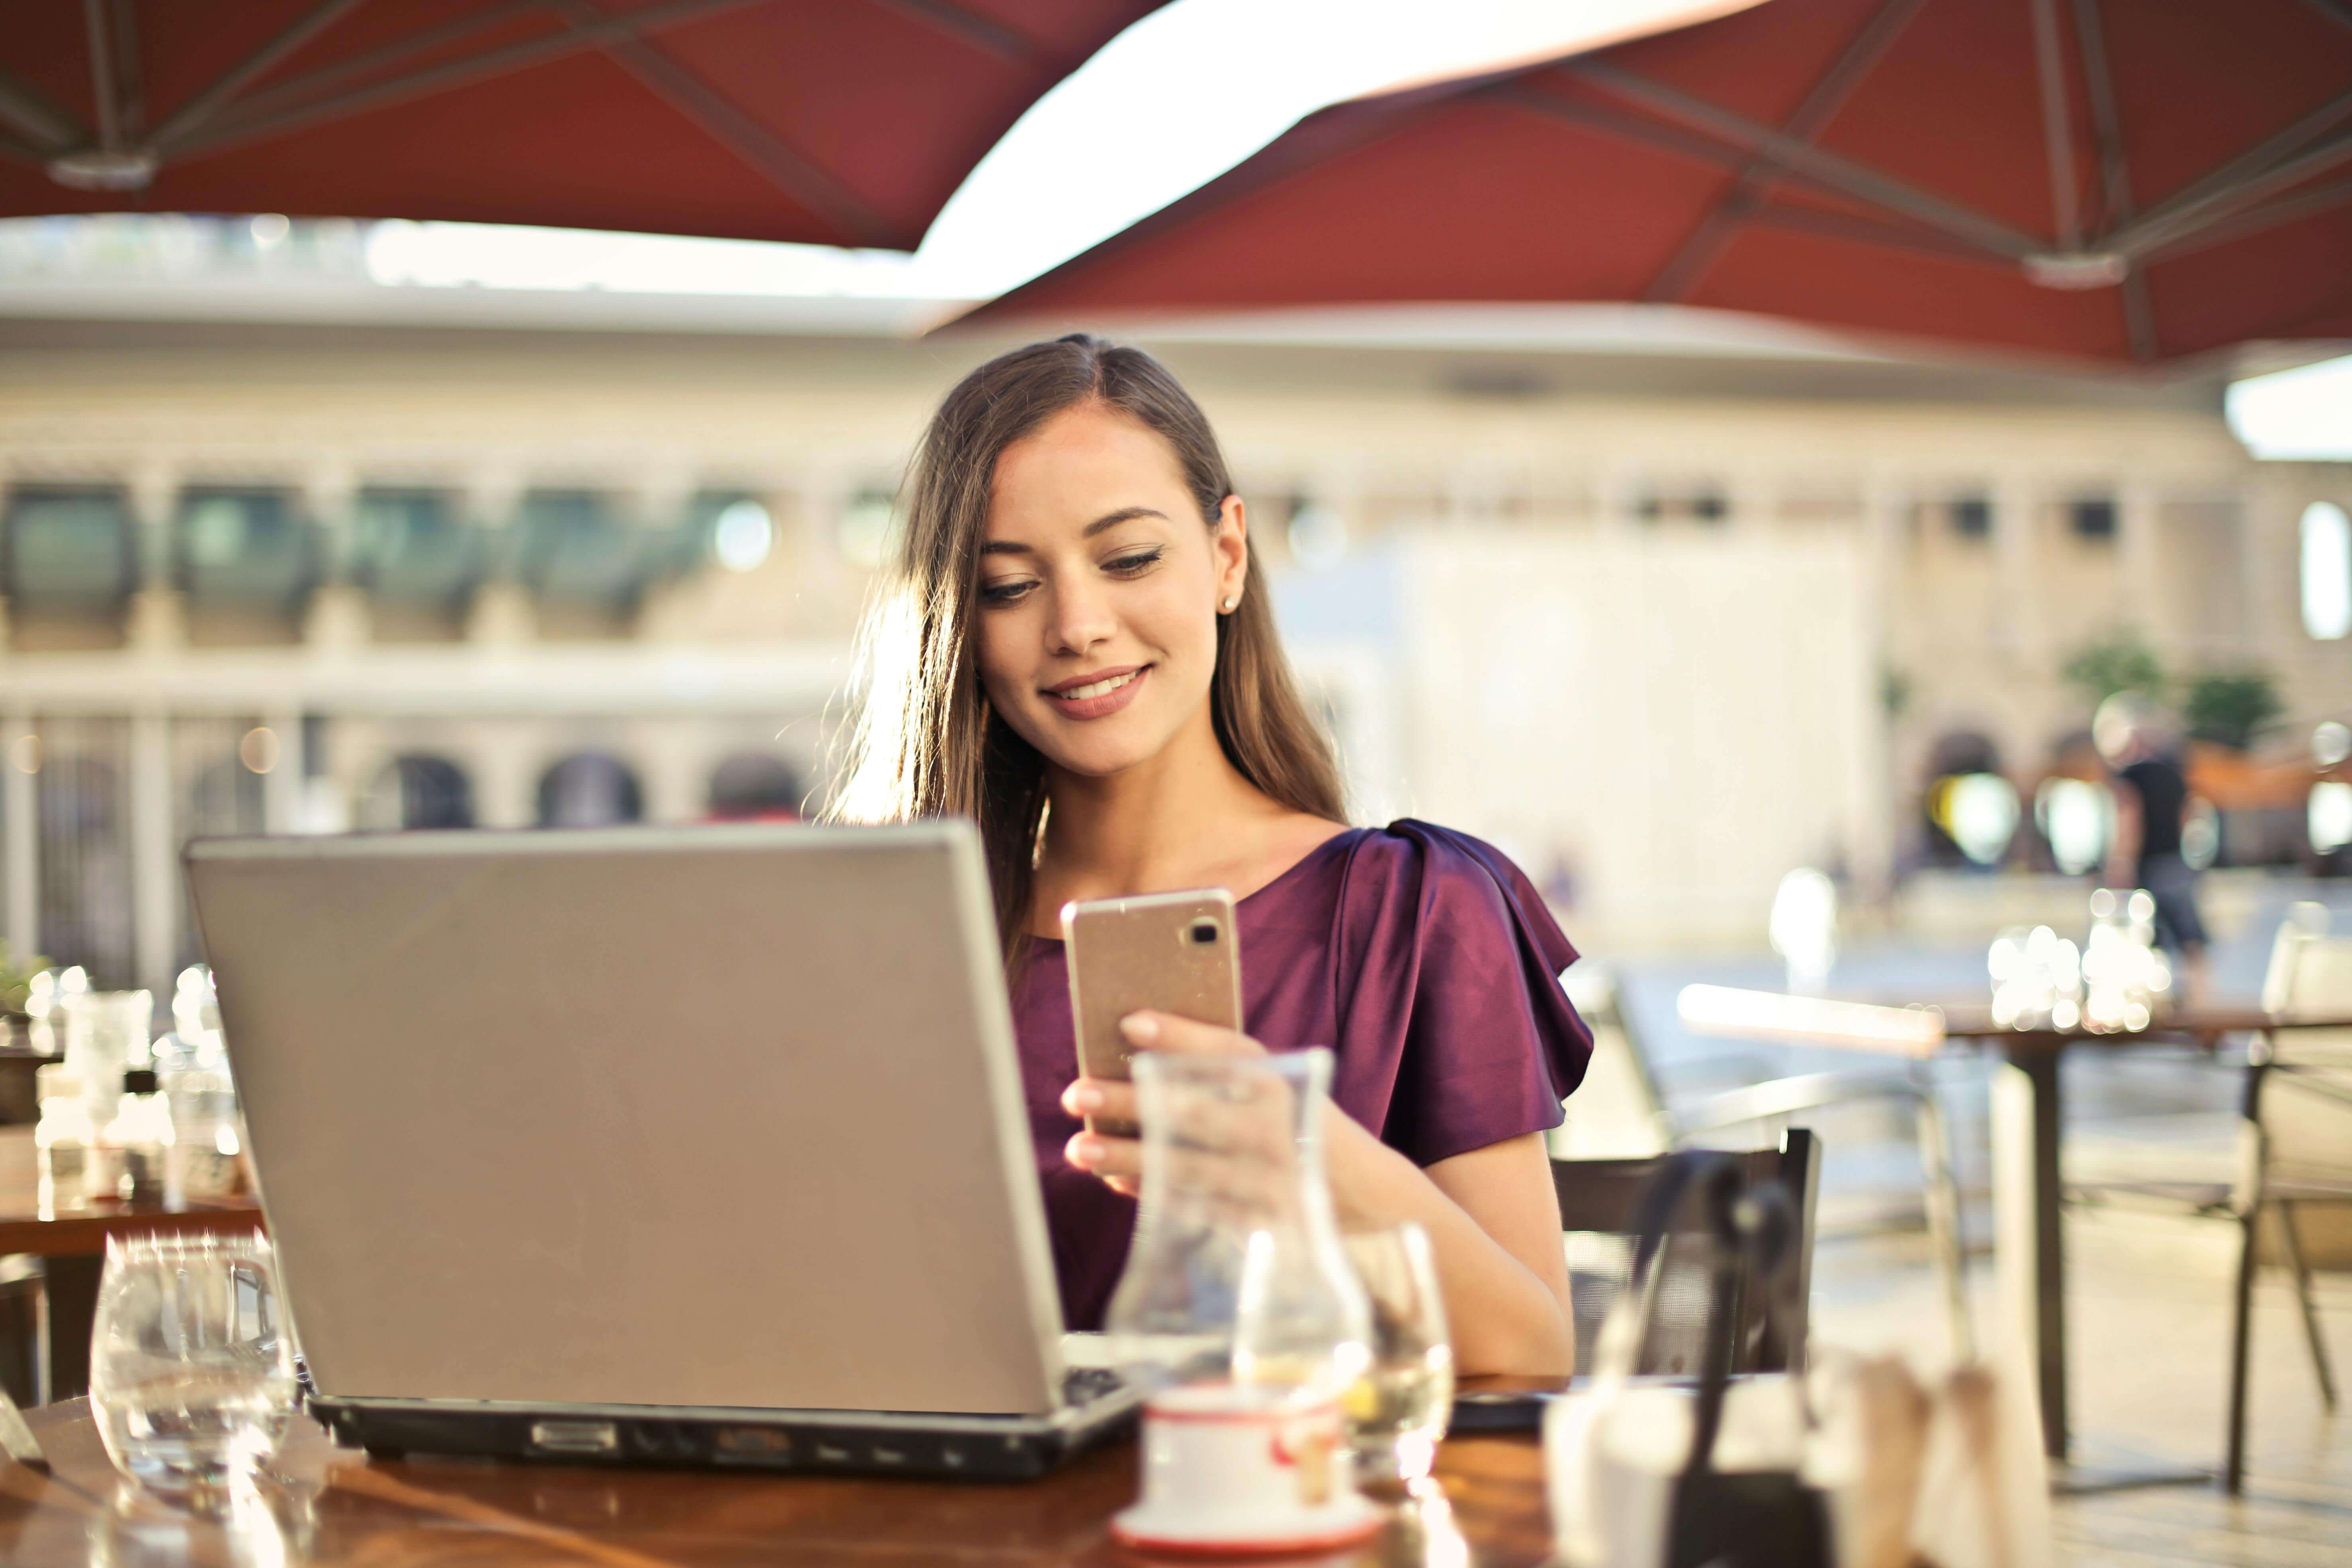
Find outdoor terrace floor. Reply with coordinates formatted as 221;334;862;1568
1810;1212;2350;1566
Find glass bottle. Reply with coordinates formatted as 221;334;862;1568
162;1065;243;1206
64;986;153;1141
92;1068;173;1206
34;1064;92;1213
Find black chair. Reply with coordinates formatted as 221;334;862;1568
1551;1128;1819;1376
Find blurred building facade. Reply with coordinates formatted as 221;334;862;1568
0;291;2346;981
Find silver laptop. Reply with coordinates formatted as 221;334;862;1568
185;821;1137;1479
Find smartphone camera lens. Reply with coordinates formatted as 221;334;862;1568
1186;919;1221;946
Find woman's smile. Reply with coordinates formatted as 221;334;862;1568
1044;664;1150;720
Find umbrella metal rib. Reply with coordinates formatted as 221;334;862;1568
2028;0;2081;252
1494;78;2026;269
0;70;78;155
2063;0;2153;359
2300;0;2352;35
144;0;375;151
2151;173;2352;263
78;0;123;153
1528;4;2352;303
2105;85;2352;257
543;0;891;245
1642;0;1928;304
872;0;1035;61
174;0;561;146
165;0;769;163
2115;122;2352;260
1562;58;2044;261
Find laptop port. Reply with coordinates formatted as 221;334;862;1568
530;1420;619;1455
713;1427;791;1463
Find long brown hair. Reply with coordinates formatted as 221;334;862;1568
828;334;1345;958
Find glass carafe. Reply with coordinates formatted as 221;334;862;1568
1105;1047;1371;1403
1105;1047;1382;1554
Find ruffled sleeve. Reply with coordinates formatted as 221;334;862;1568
1324;820;1592;1167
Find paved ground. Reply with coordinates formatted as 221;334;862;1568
1806;1214;2349;1567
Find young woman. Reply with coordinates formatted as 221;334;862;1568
834;335;1589;1375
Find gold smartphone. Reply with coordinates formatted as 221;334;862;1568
1062;889;1243;1139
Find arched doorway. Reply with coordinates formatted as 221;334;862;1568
1919;730;2016;869
706;752;804;822
537;752;644;828
362;755;476;830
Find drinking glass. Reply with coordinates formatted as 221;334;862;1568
89;1232;297;1496
1341;1222;1455;1483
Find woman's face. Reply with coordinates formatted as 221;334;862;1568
975;402;1247;780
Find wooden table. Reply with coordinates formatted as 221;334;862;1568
0;1128;264;1403
1;1399;1558;1567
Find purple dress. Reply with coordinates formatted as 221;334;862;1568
1012;819;1593;1330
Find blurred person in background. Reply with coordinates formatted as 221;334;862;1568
2096;693;2210;999
832;334;1589;1375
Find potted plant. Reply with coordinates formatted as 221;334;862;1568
0;941;48;1052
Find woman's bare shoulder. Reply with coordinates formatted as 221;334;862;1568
1222;810;1355;901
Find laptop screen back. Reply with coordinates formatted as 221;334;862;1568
186;822;1065;1416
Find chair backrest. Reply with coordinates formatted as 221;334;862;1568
2258;912;2352;1183
1550;1128;1819;1376
1552;968;1675;1160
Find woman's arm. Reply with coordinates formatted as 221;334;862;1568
1062;1010;1576;1377
2104;781;2143;887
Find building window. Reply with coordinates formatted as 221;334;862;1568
516;491;648;612
2302;501;2351;641
1950;496;1992;539
3;487;136;614
176;489;317;611
1634;484;1729;525
33;718;136;986
354;489;480;612
2067;498;2117;541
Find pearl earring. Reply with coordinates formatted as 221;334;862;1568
1221;596;1239;612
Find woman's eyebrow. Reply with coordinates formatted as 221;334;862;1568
979;506;1170;556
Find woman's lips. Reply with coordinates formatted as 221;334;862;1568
1044;665;1148;720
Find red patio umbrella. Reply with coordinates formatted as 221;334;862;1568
960;0;2352;365
0;0;1165;250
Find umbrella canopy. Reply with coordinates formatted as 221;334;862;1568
962;0;2352;365
0;0;1165;251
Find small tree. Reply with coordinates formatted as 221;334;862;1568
2184;670;2283;751
2062;630;2165;706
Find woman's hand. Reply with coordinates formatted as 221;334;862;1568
1059;1010;1263;1196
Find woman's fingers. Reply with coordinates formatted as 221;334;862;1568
1119;1010;1265;1056
1064;1129;1143;1181
1060;1076;1137;1125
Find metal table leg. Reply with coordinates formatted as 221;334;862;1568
44;1254;100;1403
1990;1036;2213;1493
1991;1042;2067;1458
